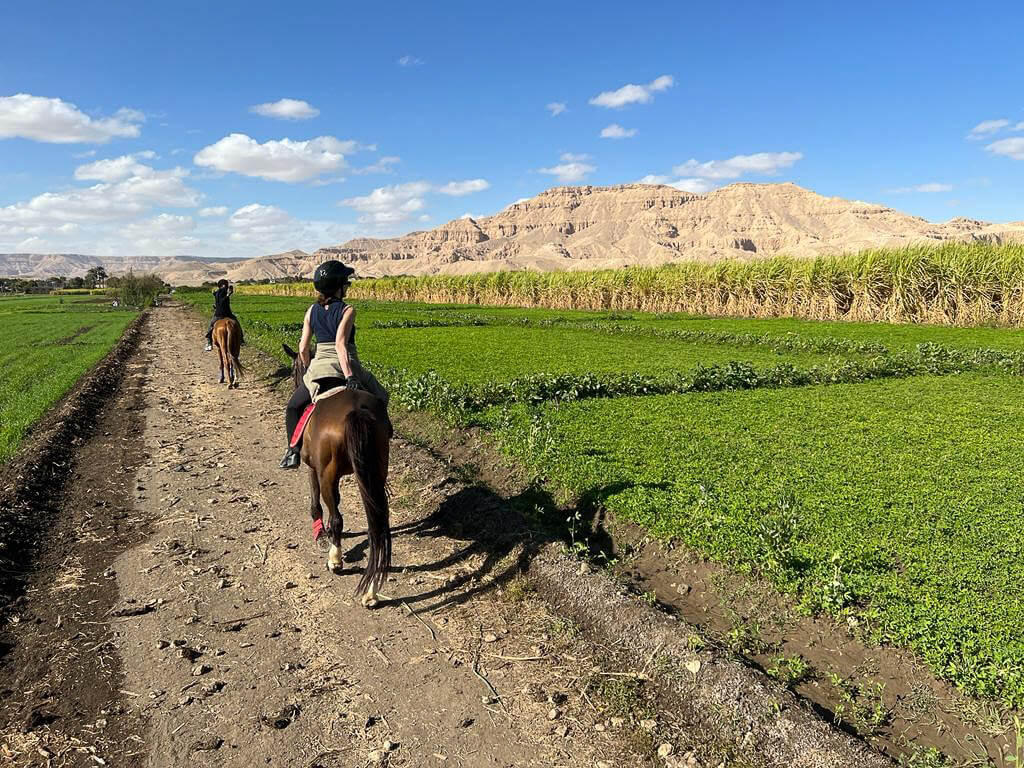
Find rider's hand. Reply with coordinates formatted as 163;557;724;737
345;376;360;391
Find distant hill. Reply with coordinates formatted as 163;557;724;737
312;182;1024;276
3;183;1022;285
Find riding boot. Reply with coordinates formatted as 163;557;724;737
279;446;301;469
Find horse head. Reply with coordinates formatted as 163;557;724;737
283;344;305;389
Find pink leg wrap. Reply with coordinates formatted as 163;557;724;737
312;518;324;541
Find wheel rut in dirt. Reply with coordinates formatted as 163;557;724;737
1;314;152;766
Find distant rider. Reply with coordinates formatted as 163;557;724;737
279;260;391;469
205;279;242;351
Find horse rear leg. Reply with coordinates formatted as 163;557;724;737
227;327;237;387
216;339;228;384
308;465;325;542
319;461;344;573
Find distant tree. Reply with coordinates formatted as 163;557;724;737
85;266;108;289
116;271;164;308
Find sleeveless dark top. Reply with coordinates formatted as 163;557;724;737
310;300;355;345
212;286;232;317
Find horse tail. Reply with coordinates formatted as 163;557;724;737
345;403;390;597
227;320;245;379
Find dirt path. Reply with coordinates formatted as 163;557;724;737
4;305;670;767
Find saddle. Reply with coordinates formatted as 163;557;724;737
288;385;349;448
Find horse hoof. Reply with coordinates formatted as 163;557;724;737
360;593;379;608
326;560;342;574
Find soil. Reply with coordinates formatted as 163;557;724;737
0;305;687;768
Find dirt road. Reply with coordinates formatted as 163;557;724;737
1;305;666;768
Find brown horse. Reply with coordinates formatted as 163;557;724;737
284;344;391;606
212;317;244;388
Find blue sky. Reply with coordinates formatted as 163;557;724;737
1;0;1022;258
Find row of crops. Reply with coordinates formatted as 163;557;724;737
0;295;138;461
240;242;1024;326
179;289;1024;708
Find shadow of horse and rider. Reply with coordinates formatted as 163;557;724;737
219;324;659;612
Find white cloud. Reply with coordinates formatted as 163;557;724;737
398;55;423;67
1015;122;1024;131
885;182;955;194
637;174;712;194
224;202;355;253
600;123;637;139
227;203;293;241
308;176;347;187
74;153;152;182
0;94;144;144
16;236;48;251
193;133;367;183
198;206;229;217
987;137;1024;160
0;162;198;227
0;157;202;254
967;119;1009;140
73;149;97;159
339;181;431;225
351;155;401;175
437;178;490;196
673;151;803;180
538;152;596;183
589;75;673;109
249;98;320;120
546;102;567;117
120;214;199;254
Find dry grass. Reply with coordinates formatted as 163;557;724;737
239;242;1024;327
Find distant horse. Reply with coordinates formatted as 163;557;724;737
284;344;391;606
212;317;244;388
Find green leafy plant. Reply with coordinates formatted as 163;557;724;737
767;655;812;687
829;673;890;735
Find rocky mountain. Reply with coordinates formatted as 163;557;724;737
3;183;1022;284
312;183;1024;276
0;251;310;286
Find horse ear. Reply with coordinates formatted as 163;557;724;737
282;343;297;360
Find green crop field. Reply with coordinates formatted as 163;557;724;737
0;295;137;462
179;288;1024;706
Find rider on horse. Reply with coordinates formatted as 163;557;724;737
279;260;391;469
205;279;243;352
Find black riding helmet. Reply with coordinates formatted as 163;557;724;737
312;260;355;295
